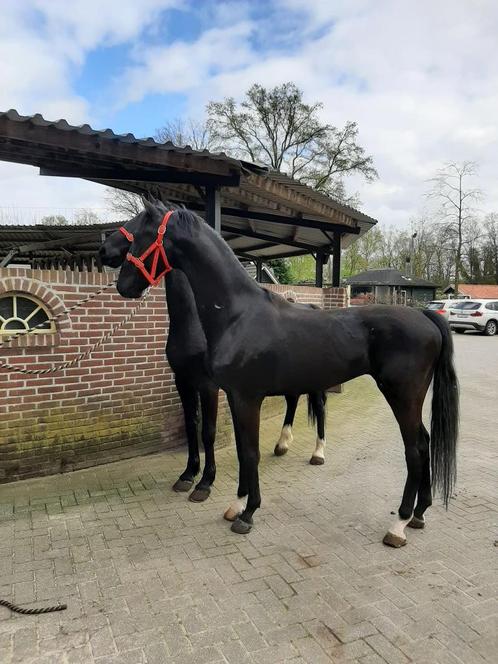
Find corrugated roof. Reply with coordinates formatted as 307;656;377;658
0;109;378;261
345;268;437;288
0;109;254;171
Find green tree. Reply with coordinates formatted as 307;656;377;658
268;258;292;284
207;82;377;205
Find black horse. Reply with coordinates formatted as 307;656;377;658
111;200;459;547
99;211;327;505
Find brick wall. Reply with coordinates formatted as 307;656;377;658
0;267;235;483
0;268;349;483
265;284;350;309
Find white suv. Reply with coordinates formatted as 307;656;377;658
425;299;463;321
448;300;498;336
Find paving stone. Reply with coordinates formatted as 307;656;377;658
0;337;495;663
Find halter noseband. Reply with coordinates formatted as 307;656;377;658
119;211;174;286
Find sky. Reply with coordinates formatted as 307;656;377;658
1;0;497;226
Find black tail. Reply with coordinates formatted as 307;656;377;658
307;391;327;426
423;310;459;507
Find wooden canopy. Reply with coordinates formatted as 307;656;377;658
0;109;378;285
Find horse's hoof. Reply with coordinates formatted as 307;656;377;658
189;487;211;503
407;516;425;529
274;445;288;457
223;507;240;522
231;518;252;534
172;479;194;492
309;456;325;465
383;531;407;548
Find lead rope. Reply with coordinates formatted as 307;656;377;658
0;599;67;615
0;281;151;375
0;278;118;350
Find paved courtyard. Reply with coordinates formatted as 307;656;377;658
0;334;496;663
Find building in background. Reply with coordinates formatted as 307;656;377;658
345;268;437;306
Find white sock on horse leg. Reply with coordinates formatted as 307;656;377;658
276;424;293;451
312;437;326;460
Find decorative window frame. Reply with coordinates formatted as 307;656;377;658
0;277;69;349
0;293;56;335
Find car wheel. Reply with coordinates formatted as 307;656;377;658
454;329;466;334
483;320;497;336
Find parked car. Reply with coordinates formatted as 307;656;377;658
425;299;463;320
448;300;498;336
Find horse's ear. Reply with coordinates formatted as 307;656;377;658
142;196;158;217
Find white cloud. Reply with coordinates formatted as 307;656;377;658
1;0;498;226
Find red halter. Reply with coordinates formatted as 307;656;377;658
119;211;174;286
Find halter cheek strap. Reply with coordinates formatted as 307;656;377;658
120;211;174;287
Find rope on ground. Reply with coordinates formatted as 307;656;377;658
0;599;67;615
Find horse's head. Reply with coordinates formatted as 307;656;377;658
114;197;189;299
99;211;146;269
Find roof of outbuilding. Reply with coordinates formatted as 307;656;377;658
344;268;437;288
443;284;498;299
0;109;378;260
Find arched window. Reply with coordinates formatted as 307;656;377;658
0;293;55;335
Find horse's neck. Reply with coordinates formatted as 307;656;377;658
176;228;262;343
165;269;203;337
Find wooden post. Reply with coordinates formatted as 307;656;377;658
256;260;263;283
332;232;341;287
315;252;324;288
205;186;221;234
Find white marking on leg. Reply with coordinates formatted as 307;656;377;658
223;495;248;521
312;437;326;460
387;515;412;541
276;424;293;452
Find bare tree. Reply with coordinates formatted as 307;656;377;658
105;188;142;219
483;213;498;283
155;117;217;151
206;83;377;204
427;161;482;292
41;215;69;226
74;209;104;225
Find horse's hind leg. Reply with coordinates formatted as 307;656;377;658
189;386;218;503
310;393;326;466
381;388;426;548
408;425;431;529
172;378;200;492
274;395;298;456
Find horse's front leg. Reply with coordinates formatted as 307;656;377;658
226;393;263;535
172;378;200;492
189;385;219;503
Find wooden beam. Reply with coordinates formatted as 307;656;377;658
41;167;240;188
233;241;277;253
221;224;327;252
315;252;324;288
221;207;360;234
205;186;221;233
332;233;342;287
0;248;18;267
256;260;263;283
